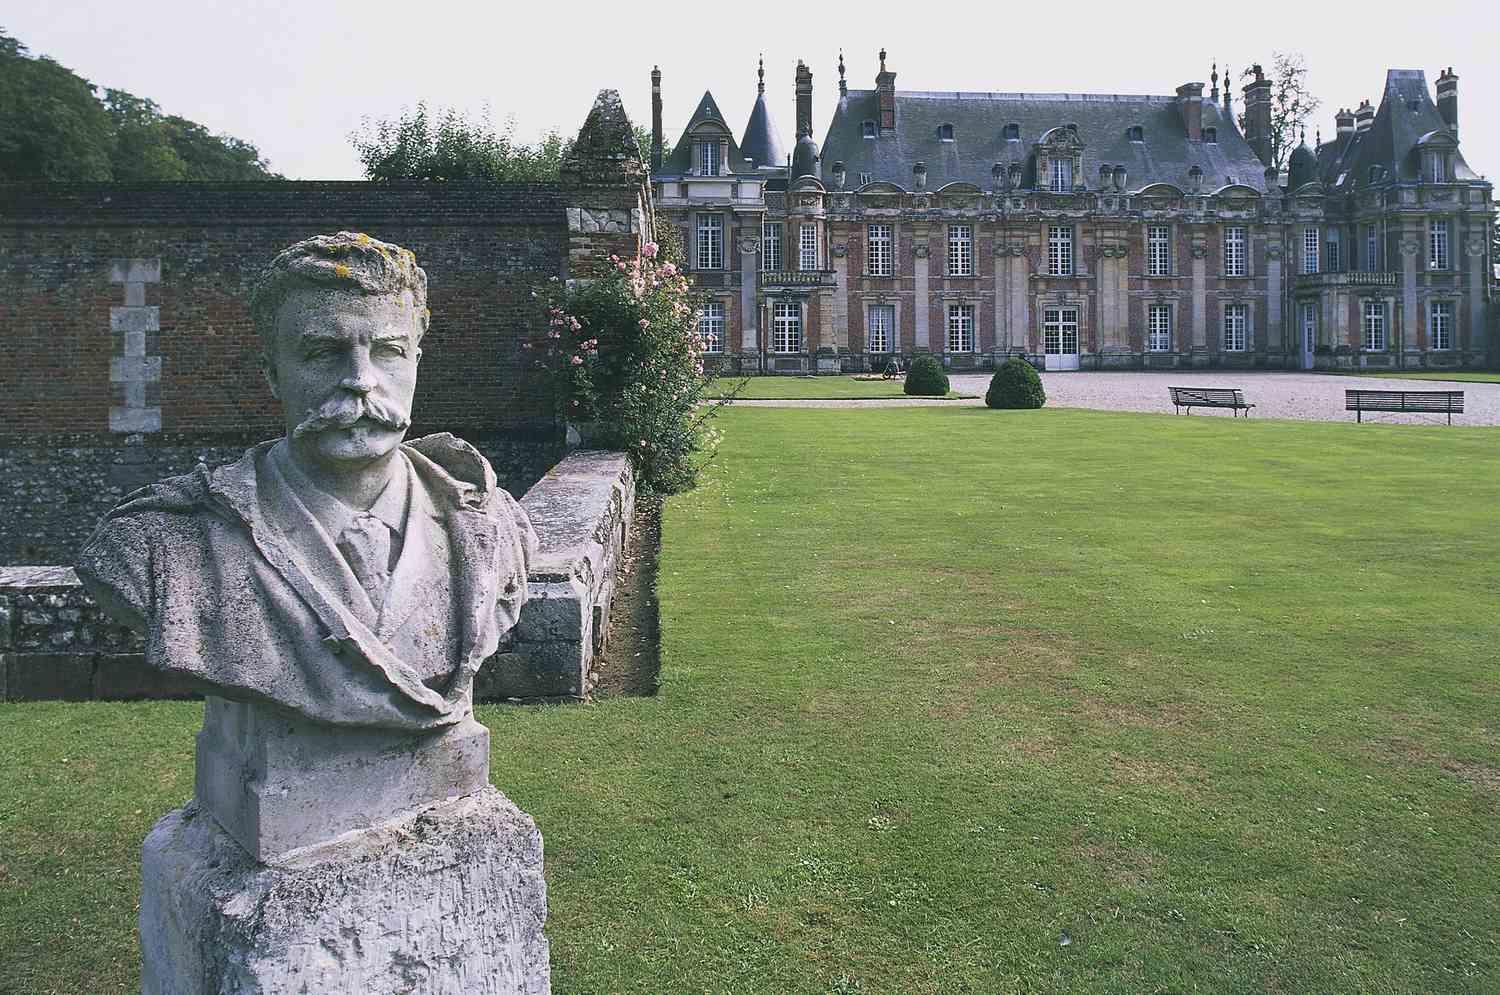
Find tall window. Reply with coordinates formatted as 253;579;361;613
698;301;724;353
697;140;720;176
772;302;801;353
1147;225;1171;276
1047;225;1074;275
1300;302;1318;352
1364;224;1379;272
867;304;894;353
761;222;782;271
1049;157;1073;193
1302;227;1320;275
1148;305;1172;352
947;225;973;276
1326;231;1341;273
798;224;818;271
1429;153;1446;184
1430;301;1453;350
1223;304;1248;352
1429;219;1450;270
696;214;723;270
867;224;893;276
1224;227;1247;277
1363;300;1386;351
947;304;974;352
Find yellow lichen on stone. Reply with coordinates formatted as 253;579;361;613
334;263;352;278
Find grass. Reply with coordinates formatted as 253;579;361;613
706;374;972;400
1318;369;1500;384
2;407;1498;993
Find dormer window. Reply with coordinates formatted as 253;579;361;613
862;120;877;139
1003;123;1020;141
1203;127;1217;144
938;123;955;142
1050;157;1073;193
1427;152;1448;183
1127;126;1144;143
697;140;721;176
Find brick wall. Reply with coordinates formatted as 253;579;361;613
0;182;570;439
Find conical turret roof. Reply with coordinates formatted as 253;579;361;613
740;92;787;169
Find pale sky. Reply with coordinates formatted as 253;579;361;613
8;0;1497;184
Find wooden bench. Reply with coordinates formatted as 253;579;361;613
1169;386;1254;417
1346;389;1464;425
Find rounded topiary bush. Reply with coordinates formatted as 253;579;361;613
903;354;949;397
985;357;1047;409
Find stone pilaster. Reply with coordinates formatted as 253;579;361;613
913;230;931;350
108;258;162;434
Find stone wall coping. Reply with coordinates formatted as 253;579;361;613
0;566;82;590
519;450;635;584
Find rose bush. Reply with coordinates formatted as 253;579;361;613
524;238;725;494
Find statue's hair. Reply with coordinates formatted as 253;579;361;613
249;232;429;356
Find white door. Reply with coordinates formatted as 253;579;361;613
1300;302;1317;370
1043;308;1080;371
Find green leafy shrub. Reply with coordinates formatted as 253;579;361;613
985;358;1047;409
525;241;725;494
903;354;949;397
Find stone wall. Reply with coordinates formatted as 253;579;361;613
0;449;635;704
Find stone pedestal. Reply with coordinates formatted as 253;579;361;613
194;698;490;862
141;788;550;995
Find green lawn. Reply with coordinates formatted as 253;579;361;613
1320;370;1500;384
707;374;972;400
3;408;1498;993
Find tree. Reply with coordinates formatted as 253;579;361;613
350;104;574;182
631;124;671;165
1238;52;1321;175
0;30;278;181
0;31;113;180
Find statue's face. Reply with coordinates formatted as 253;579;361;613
265;288;423;468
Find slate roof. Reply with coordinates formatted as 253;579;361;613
739;92;787;169
1314;70;1481;193
823;89;1269;193
658;91;761;177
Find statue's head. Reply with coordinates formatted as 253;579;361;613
251;232;429;469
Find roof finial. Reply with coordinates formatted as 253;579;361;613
1316;127;1322;146
757;53;765;95
838;49;847;96
1223;66;1232;112
1210;59;1219;101
879;48;887;73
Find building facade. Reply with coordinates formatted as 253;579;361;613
650;53;1494;373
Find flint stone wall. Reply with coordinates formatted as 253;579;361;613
0;449;635;704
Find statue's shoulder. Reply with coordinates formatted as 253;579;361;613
404;434;499;505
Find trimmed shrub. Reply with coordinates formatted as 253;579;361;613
985;357;1047;409
903;354;949;397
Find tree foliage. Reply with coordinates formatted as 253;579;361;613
1238;52;1322;174
350;104;574;182
631;124;672;165
0;30;278;181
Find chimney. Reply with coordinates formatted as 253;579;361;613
650;66;663;170
1335;107;1355;138
795;61;814;139
1354;100;1375;133
1436;67;1458;137
1242;64;1274;167
876;48;897;132
1177;82;1205;141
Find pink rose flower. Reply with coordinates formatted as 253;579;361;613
571;355;584;365
642;242;659;258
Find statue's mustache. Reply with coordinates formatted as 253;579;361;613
292;392;411;439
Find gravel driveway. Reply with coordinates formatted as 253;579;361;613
731;371;1500;426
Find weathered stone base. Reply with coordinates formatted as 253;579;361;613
141;788;550;995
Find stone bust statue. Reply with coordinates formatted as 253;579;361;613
77;231;538;731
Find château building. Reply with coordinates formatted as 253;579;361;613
649;52;1493;373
